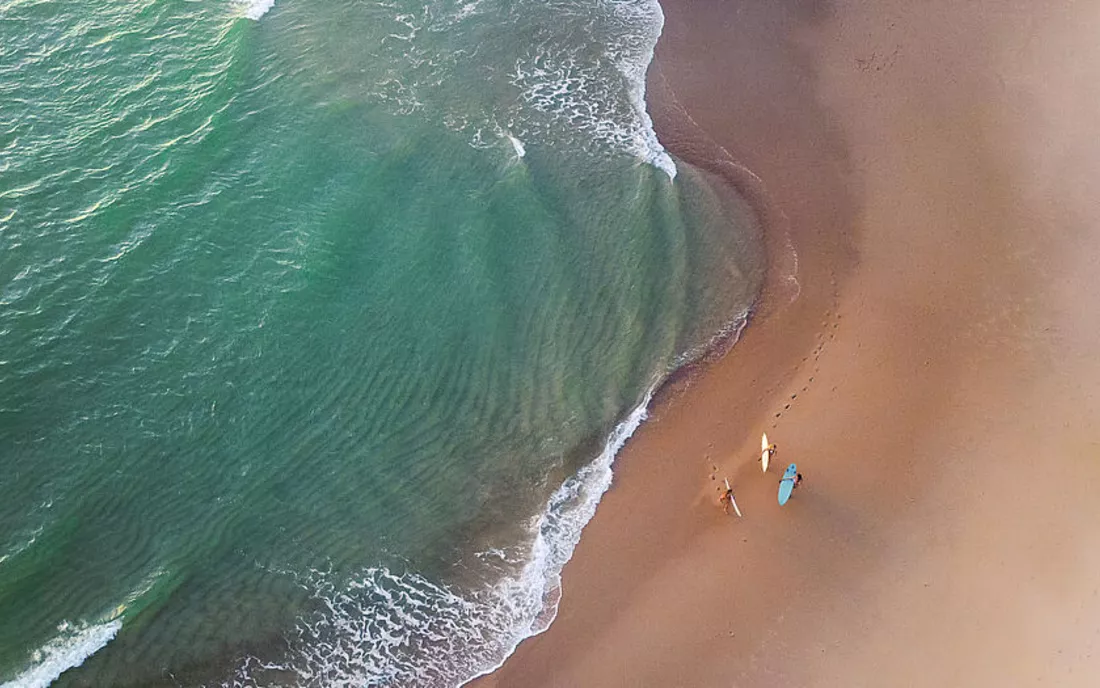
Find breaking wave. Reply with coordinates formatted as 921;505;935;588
224;389;654;688
317;0;675;175
509;0;675;177
0;619;122;688
239;0;275;21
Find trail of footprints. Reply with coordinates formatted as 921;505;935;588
705;276;843;489
771;275;843;428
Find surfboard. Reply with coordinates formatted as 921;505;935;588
761;432;771;473
778;463;798;505
724;478;742;517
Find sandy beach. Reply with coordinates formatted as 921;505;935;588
474;0;1100;686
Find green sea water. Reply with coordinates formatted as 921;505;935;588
0;0;764;685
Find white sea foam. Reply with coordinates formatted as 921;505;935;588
223;389;655;688
344;0;673;176
0;619;122;688
611;0;677;179
462;385;658;681
239;0;275;21
509;0;676;178
506;134;526;158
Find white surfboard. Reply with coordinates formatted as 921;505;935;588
761;432;771;473
724;478;742;517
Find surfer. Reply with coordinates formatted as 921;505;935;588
760;433;777;473
719;477;743;516
719;484;735;514
778;463;800;505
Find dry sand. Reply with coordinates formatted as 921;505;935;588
475;0;1100;685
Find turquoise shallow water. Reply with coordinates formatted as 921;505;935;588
0;0;763;685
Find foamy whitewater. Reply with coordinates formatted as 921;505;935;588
0;621;121;688
508;0;676;178
222;389;656;688
0;0;763;684
240;0;276;20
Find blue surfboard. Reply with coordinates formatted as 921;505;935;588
778;463;798;505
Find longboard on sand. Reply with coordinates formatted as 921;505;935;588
761;432;771;472
724;478;743;517
778;463;798;506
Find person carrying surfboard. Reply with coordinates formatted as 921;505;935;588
760;433;777;472
719;479;742;517
778;464;801;505
719;483;735;514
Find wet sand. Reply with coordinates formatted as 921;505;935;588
475;0;1100;685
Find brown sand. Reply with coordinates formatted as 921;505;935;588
474;0;1100;686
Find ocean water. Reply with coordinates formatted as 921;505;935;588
0;0;764;686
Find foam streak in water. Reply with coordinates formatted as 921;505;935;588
0;619;122;688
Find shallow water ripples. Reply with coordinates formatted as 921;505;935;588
1;0;764;684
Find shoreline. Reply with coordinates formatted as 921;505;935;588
474;0;1100;685
470;0;857;683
